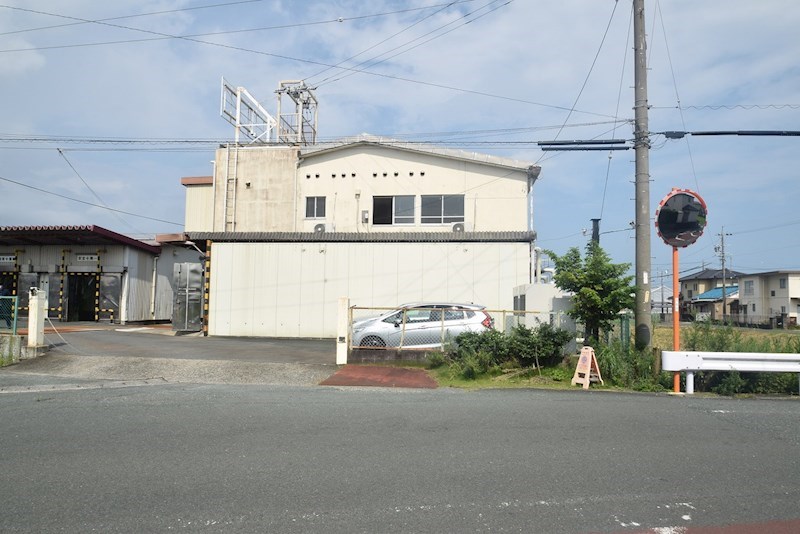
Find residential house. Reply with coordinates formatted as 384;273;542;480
679;268;746;320
737;271;800;328
691;285;739;322
180;137;541;338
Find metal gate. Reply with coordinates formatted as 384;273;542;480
172;263;203;332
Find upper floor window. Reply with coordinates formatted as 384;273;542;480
373;195;414;225
744;280;754;296
305;196;326;219
421;194;464;224
779;277;787;289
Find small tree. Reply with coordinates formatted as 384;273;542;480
545;242;635;342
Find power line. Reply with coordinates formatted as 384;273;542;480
57;148;145;235
534;0;621;165
0;3;615;119
0;174;182;226
0;0;267;37
304;0;467;85
313;0;512;88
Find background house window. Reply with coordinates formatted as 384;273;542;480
744;280;754;296
780;278;787;289
421;194;464;224
305;196;326;218
373;195;414;225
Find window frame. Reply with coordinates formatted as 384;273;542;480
372;195;415;225
420;194;465;225
305;196;326;219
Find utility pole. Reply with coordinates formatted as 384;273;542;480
715;227;732;323
633;0;652;349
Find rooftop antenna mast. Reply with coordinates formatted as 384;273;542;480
276;80;318;145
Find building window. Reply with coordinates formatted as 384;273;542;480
421;194;464;224
305;196;326;219
771;290;776;297
373;195;414;225
752;303;756;312
688;290;693;299
780;277;787;289
744;280;754;296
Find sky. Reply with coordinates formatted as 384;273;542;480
1;0;799;280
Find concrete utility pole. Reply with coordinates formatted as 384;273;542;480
716;227;732;323
633;0;652;349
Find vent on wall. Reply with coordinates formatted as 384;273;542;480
452;222;465;233
313;223;326;233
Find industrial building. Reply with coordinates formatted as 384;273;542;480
0;225;201;324
181;136;541;338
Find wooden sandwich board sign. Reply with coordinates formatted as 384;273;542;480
571;346;604;389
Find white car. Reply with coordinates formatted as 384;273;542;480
351;303;494;349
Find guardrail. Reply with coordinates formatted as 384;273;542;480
662;350;800;394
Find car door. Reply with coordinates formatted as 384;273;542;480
386;307;433;347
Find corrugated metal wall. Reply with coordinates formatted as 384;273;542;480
124;249;155;322
209;241;530;338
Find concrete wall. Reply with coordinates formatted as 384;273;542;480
211;146;299;232
209;241;531;338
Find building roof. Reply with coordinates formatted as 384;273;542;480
741;270;800;277
187;231;536;244
299;134;541;176
0;225;161;254
680;268;747;282
693;286;739;302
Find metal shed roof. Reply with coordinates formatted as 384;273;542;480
188;231;536;244
0;225;161;254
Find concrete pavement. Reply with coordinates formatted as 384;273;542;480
2;322;439;389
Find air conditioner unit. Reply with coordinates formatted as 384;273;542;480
313;223;326;233
452;222;466;233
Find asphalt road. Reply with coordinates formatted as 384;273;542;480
1;383;798;533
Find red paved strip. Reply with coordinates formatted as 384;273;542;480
320;365;437;389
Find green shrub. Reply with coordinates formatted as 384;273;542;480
712;371;747;396
426;351;448;369
595;340;664;391
447;324;573;380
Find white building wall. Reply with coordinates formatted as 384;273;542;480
184;186;214;231
209;241;530;338
296;145;529;233
187;145;533;235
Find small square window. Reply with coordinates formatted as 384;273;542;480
305;196;326;219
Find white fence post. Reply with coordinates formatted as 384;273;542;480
27;288;47;349
336;297;350;365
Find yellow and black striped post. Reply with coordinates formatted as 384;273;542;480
59;249;67;320
94;249;102;322
203;240;211;336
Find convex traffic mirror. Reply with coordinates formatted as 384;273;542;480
655;189;707;248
